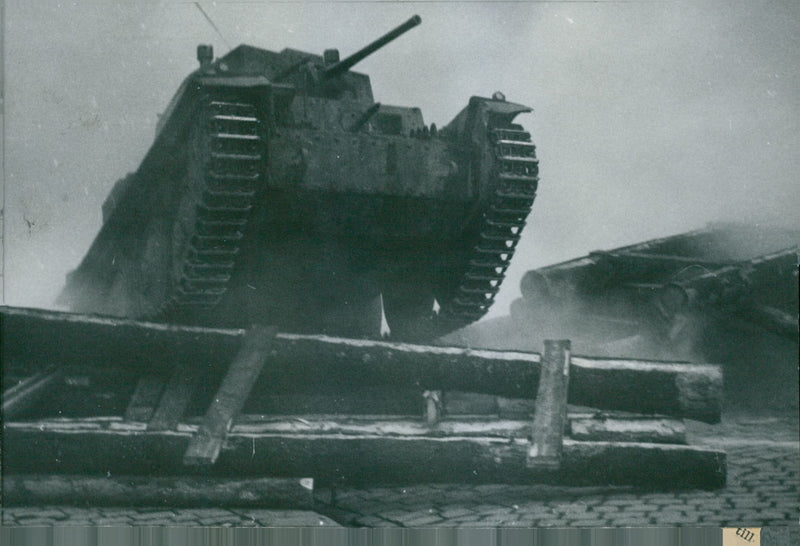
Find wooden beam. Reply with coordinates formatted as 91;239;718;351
147;364;200;432
228;415;536;438
736;302;798;340
2;366;63;419
497;396;535;418
569;417;686;445
2;475;313;508
0;306;723;422
201;335;719;422
576;251;734;289
2;417;727;490
123;376;165;422
443;391;499;415
0;306;243;378
184;326;276;466
568;356;721;423
232;388;426;416
528;340;570;469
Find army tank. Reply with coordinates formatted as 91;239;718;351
60;15;539;341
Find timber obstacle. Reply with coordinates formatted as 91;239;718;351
1;306;726;506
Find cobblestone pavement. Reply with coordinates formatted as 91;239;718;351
320;445;798;527
1;508;340;527
2;412;797;527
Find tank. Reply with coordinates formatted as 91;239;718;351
59;16;539;340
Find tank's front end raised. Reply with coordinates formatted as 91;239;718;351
61;36;538;341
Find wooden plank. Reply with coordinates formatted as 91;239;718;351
3;474;313;508
2;417;727;490
184;326;276;466
0;306;723;422
569;417;687;445
147;364;200;432
528;340;570;469
2;366;63;419
123;376;165;422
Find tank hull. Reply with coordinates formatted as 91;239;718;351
61;44;538;340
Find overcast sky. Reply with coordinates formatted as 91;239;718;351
3;0;799;317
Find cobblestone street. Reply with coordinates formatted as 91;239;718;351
1;508;339;528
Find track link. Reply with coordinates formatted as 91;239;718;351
434;125;538;331
160;98;263;315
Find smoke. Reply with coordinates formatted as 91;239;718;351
3;1;799;322
447;224;797;372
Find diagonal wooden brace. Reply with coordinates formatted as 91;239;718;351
124;376;165;423
184;325;277;466
527;339;571;469
147;364;201;432
2;366;63;420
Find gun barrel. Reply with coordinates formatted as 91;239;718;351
350;103;382;132
323;15;421;79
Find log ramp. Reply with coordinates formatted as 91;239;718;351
1;306;726;506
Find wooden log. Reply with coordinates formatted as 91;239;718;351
528;340;570;469
2;475;313;508
443;391;500;415
215;388;425;416
147;364;200;432
0;306;723;422
519;228;720;298
0;306;243;374
736;302;798;340
602;251;732;269
124;376;165;422
497;396;535;418
228;415;536;438
568;356;722;423
2;366;63;419
569;417;687;445
184;326;276;466
233;343;720;421
523;227;798;300
2;417;726;490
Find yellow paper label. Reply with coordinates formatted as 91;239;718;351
723;527;761;545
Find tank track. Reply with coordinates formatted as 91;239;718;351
433;124;538;334
158;96;263;318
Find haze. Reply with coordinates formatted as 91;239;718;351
3;1;799;319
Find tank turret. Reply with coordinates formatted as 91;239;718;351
60;17;538;341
